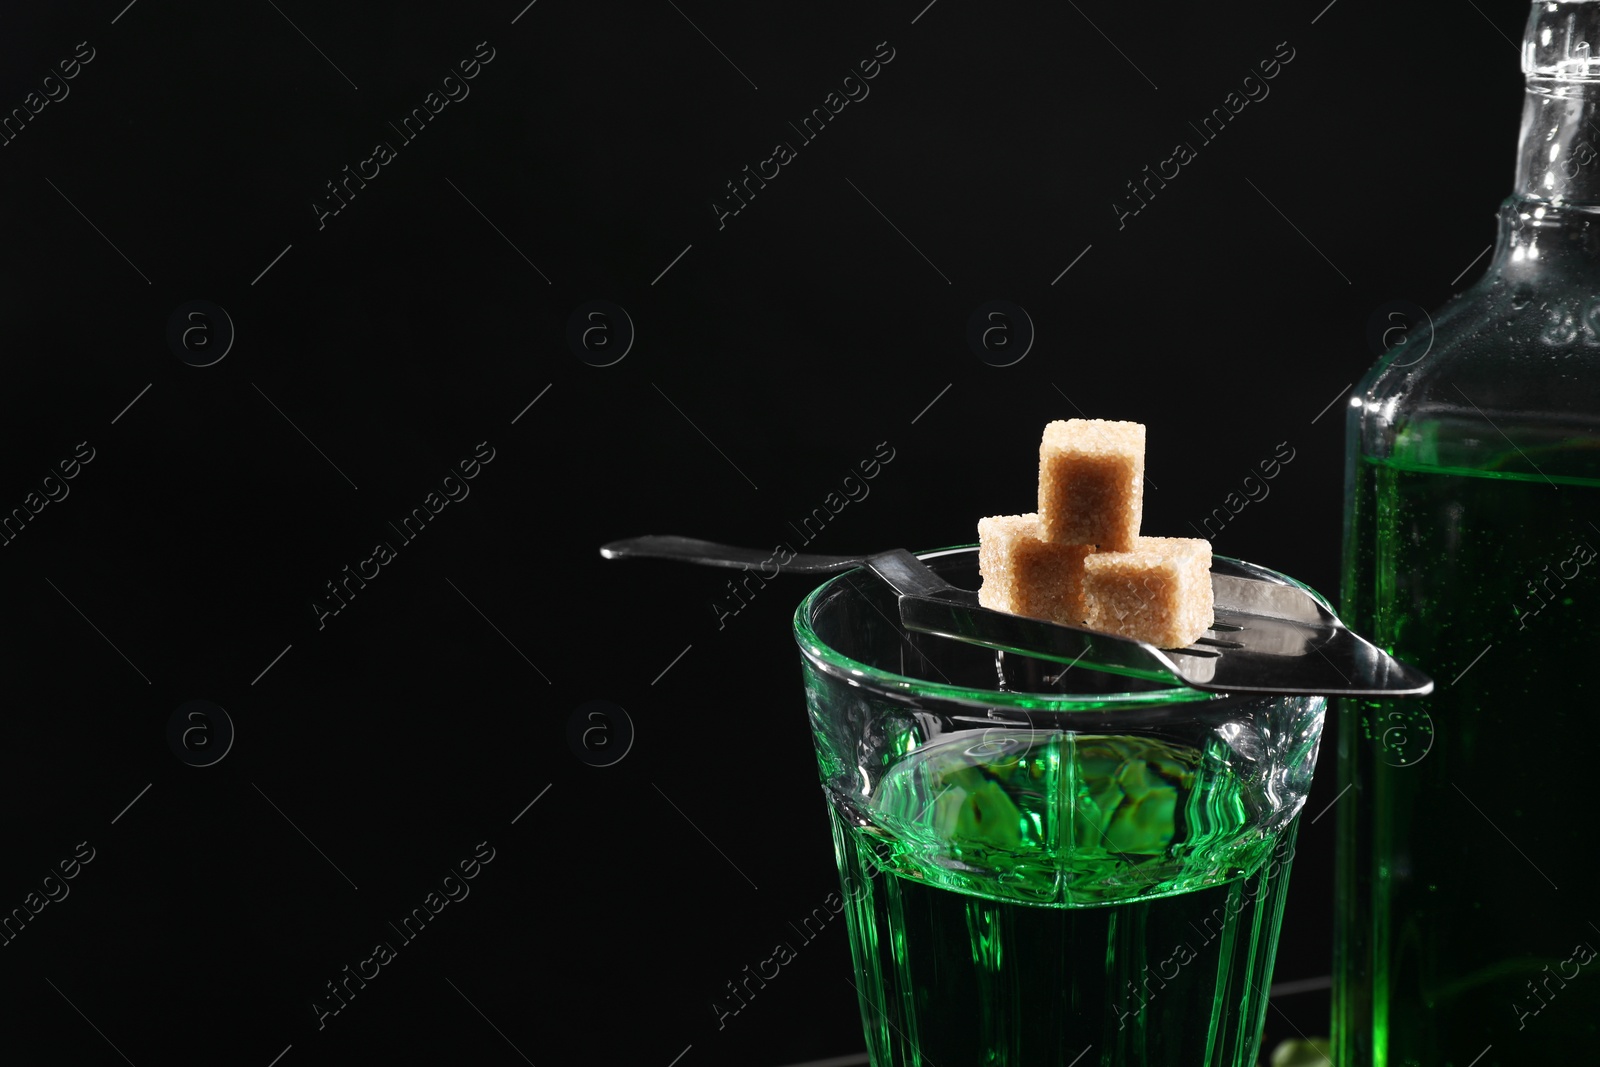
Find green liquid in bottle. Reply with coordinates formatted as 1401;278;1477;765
1336;440;1600;1066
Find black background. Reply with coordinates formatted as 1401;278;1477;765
0;1;1531;1064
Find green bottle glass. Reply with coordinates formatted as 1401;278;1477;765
1335;4;1600;1065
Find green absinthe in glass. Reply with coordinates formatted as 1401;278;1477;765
1335;4;1600;1064
830;732;1298;1067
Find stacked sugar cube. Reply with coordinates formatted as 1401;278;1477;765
977;419;1214;649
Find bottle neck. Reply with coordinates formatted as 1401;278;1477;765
1513;80;1600;203
1493;82;1600;278
1494;4;1600;276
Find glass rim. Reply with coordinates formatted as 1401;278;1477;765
792;544;1325;714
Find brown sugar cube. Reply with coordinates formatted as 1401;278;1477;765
1037;419;1146;551
977;513;1094;626
1082;536;1214;648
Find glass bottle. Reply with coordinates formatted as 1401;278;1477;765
1336;3;1600;1064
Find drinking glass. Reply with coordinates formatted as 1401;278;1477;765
794;546;1326;1066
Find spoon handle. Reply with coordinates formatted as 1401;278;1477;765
599;535;865;575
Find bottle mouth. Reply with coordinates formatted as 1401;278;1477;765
1525;2;1600;80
